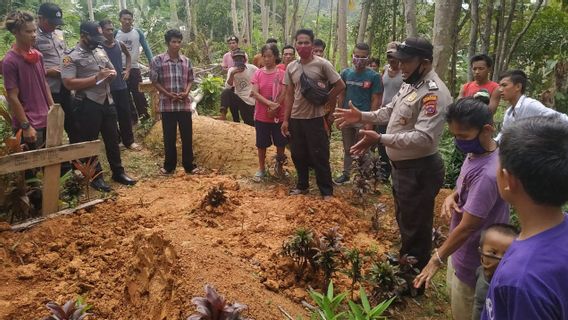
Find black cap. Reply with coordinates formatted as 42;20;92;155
38;3;64;26
80;21;106;43
392;37;433;61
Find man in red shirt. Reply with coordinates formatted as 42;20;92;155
458;54;500;114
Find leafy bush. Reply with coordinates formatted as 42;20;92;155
282;227;319;280
439;128;464;189
198;75;224;116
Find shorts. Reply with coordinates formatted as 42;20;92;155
255;120;288;148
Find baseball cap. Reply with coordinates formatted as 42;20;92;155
231;48;246;58
38;3;64;26
392;37;433;61
80;21;106;43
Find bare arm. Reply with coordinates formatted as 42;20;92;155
45;80;54;106
280;84;295;137
457;85;465;99
6;88;38;142
120;42;132;80
63;75;98;91
489;88;501;114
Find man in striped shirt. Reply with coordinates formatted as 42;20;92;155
150;29;196;175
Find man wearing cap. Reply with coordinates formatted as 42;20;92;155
61;21;137;192
35;3;77;142
335;37;451;275
220;49;257;125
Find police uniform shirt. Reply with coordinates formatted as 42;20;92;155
35;28;66;93
361;69;452;161
61;44;115;105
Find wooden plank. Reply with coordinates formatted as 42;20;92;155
9;199;105;232
42;104;65;215
0;140;101;175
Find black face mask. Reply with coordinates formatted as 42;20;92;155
86;36;100;50
403;62;424;85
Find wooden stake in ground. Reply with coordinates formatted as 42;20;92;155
42;104;65;215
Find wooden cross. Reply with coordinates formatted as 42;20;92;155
0;104;102;216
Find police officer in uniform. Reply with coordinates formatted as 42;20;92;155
335;37;451;275
35;3;78;142
61;21;136;192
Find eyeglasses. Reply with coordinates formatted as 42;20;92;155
478;247;504;261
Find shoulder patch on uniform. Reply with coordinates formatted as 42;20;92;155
62;55;73;65
427;80;439;91
422;93;438;116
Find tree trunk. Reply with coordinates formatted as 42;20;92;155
331;0;340;64
392;0;398;40
404;0;417;37
315;0;323;35
357;0;371;44
261;0;268;39
242;0;250;44
288;0;300;45
169;0;180;28
249;0;254;46
494;0;517;79
184;0;192;40
231;0;240;36
467;0;480;81
299;0;312;27
272;0;277;35
338;0;348;69
87;0;94;21
283;0;289;44
502;0;544;71
480;0;494;54
328;0;334;57
432;0;461;81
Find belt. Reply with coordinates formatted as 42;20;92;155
390;153;441;169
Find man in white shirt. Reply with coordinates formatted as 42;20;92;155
497;69;568;141
221;49;257;126
115;9;153;122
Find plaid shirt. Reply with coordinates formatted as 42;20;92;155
150;52;194;112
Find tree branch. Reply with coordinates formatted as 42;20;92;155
503;0;544;70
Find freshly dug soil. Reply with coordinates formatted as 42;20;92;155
144;116;290;176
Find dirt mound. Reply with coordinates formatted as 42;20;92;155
145;116;290;176
125;231;178;320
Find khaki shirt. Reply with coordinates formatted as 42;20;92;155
284;56;341;119
361;69;451;161
61;44;115;105
35;28;66;93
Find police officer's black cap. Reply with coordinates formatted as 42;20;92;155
392;37;434;61
38;3;64;26
80;21;106;43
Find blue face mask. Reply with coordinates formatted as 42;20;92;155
454;132;487;154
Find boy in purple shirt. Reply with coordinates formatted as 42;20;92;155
2;10;53;149
413;98;509;319
481;116;568;320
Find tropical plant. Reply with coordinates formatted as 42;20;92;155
370;203;386;234
308;281;349;320
60;170;83;208
315;227;344;289
201;185;227;208
188;284;247;320
365;260;406;303
72;158;103;200
197;74;224;116
346;288;395;320
350;154;383;206
43;298;91;320
282;227;318;280
343;248;364;297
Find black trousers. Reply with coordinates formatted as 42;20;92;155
111;89;135;147
74;98;124;176
376;125;392;180
51;85;79;143
220;88;254;126
161;111;194;172
126;68;150;121
289;117;333;196
391;153;444;270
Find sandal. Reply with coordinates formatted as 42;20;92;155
126;142;143;151
159;167;174;175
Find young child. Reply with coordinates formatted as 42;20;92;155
250;43;288;181
482;116;568;319
472;223;518;320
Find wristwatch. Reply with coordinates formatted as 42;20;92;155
21;121;31;130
